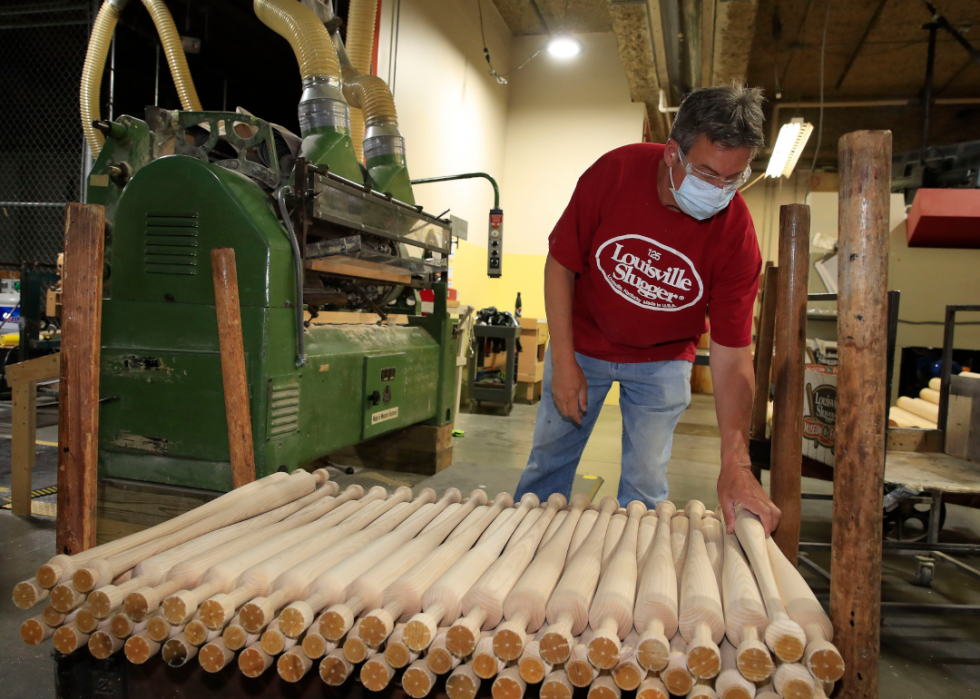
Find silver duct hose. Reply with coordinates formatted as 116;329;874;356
276;186;307;368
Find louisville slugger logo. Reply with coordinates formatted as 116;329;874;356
594;234;704;311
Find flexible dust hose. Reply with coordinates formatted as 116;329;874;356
253;0;349;137
80;0;124;156
276;187;306;368
141;0;202;113
345;0;380;163
341;65;403;163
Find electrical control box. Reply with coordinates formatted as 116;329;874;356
487;208;503;278
362;353;406;439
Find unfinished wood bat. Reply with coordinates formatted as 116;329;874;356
888;406;936;429
636;512;658;576
277;645;315;682
120;482;351;621
427;629;462;675
671;513;690;587
715;639;756;699
589;674;621;699
403;494;539;652
383;623;416;669
238;487;425;633
734;510;807;663
765;538;844;682
541;510;568;548
661;633;694;697
612;637;647;691
403;658;438;698
518;636;552;684
199;486;394;630
601;512;627;572
472;632;505;680
493;665;527;699
773;662;816;699
567;507;599;561
361;650;397;691
273;489;450;638
540;670;573;699
539;496;619;664
897;396;939;423
718;509;773;683
634;500;677;672
447;662;482;699
448;494;566;658
70;477;336;594
199;637;237;674
919;387;940;404
124;631;161;664
507;506;544;551
238;640;274;678
20;615;59;646
89;628;126;659
564;630;595;687
636;676;669;699
11;579;48;611
678;501;724;680
223;617;258;651
84;484;342;620
318;647;354;686
260;616;297;656
359;493;514;647
34;471;297;589
588;501;646;669
702;515;724;592
159;488;371;624
688;684;719;699
493;493;591;661
320;489;488;641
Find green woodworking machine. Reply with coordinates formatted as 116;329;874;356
80;0;470;492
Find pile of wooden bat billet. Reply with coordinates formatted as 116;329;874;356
13;470;843;699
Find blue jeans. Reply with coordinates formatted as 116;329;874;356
516;347;692;507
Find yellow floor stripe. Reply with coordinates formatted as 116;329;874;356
0;434;58;447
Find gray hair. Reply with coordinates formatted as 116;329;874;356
668;84;766;155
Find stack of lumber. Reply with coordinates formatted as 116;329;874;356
12;480;842;699
889;373;980;430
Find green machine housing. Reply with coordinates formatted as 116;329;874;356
86;108;458;492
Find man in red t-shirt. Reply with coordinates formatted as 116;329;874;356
515;85;781;535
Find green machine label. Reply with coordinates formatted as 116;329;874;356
362;353;406;439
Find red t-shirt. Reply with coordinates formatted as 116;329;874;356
549;143;761;363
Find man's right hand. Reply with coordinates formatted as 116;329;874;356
552;356;588;426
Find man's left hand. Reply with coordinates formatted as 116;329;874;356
717;464;781;537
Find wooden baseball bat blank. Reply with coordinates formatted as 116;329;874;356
588;674;621;699
612;637;647;691
671;514;690;587
320;489;487;641
887;406;935;429
897;396;939;423
688;684;719;699
634;500;678;672
427;629;463;675
588;501;647;669
734;509;807;662
447;662;482;699
403;657;438;698
493;665;527;699
661;633;695;697
20;615;56;646
237;487;423;633
71;475;330;593
121;483;347;621
636;513;658;577
565;630;595;687
361;650;398;691
162;632;200;667
124;631;161;664
540;496;619;664
277;489;455;638
567;508;599;561
259;615;296;656
715;639;757;699
766;537;844;682
507;507;544;551
199;637;237;674
919;387;940;404
601;512;627;572
276;645;315;682
540;670;573;699
636;676;669;699
360;493;513;647
11;578;48;611
385;623;418;669
518;635;553;684
773;662;816;699
223;618;259;651
450;494;566;658
237;640;273;678
702;515;724;592
160;489;370;625
678;501;724;680
405;494;539;652
718;511;773;683
473;633;506;680
319;647;354;686
541;509;569;546
494;493;591;661
35;471;294;589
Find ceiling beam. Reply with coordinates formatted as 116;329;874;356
834;0;889;89
700;0;716;87
710;0;759;87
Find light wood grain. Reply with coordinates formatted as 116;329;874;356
678;501;724;680
634;500;677;672
635;514;658;578
773;662;815;699
567;508;599;561
541;670;573;699
601;513;627;572
565;630;595;687
447;662;482;699
897;396;939;423
636;676;669;699
671;514;690;587
661;634;694;697
715;639;757;699
540;497;619;664
588;501;646;669
734;510;806;663
494;494;590;661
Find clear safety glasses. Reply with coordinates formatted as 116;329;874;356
676;147;751;193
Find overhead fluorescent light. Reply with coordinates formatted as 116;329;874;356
547;34;584;59
766;118;814;178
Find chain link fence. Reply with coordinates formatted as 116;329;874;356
0;1;92;270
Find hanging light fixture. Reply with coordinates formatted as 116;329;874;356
766;117;814;178
547;33;584;59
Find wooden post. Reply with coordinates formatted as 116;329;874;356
57;203;105;554
749;266;778;481
211;248;256;489
769;204;810;564
831;131;891;699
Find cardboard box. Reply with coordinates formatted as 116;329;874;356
803;364;837;466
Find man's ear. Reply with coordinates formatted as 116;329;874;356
663;138;678;167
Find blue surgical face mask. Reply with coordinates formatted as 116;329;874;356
668;150;741;221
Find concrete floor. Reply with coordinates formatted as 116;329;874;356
2;394;979;696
